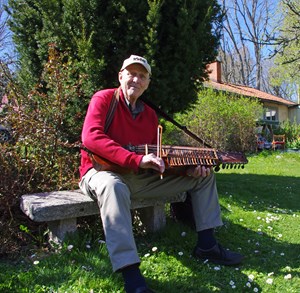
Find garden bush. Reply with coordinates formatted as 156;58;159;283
0;46;84;257
162;88;263;152
278;120;300;149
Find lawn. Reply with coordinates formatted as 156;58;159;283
0;151;299;292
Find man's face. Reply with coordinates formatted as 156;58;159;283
119;63;150;100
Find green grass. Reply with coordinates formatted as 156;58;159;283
1;151;300;292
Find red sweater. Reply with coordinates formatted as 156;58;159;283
79;88;158;179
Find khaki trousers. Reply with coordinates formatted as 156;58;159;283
79;169;223;272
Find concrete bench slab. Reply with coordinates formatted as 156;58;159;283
20;189;186;244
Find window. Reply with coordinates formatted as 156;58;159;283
264;107;278;121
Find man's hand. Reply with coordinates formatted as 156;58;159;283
186;165;212;178
139;153;165;174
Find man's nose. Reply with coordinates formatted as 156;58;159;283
132;76;141;83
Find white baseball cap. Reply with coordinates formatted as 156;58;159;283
121;55;151;75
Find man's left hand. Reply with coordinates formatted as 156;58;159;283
186;165;212;178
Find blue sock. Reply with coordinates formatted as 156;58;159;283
197;228;217;250
121;264;147;293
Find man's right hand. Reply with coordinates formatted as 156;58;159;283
139;153;165;174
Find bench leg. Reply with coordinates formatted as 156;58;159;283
47;218;77;244
138;204;166;232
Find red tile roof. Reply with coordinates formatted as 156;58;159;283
204;80;298;107
204;61;299;107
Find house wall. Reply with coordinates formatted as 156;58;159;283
289;106;300;124
263;102;289;123
263;102;300;125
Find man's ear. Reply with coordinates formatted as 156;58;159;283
118;71;123;83
145;78;151;90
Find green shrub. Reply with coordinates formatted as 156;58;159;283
163;88;263;152
278;120;300;149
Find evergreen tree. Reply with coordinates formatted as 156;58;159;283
7;0;222;113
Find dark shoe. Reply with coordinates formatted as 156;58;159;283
193;243;244;266
134;287;155;293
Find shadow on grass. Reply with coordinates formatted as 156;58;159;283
0;236;124;292
139;217;300;292
216;173;300;212
2;214;299;293
135;170;300;292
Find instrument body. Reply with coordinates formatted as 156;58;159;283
90;144;248;174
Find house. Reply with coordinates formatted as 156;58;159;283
204;61;300;136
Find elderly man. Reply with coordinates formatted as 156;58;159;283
79;55;243;293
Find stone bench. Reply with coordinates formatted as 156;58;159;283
20;189;186;244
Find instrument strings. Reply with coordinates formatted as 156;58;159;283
132;144;219;167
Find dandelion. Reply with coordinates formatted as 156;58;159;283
284;274;292;280
152;246;158;252
248;274;255;282
246;282;251;288
82;265;92;271
266;278;273;285
178;251;183;256
67;244;74;251
253;287;259;292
